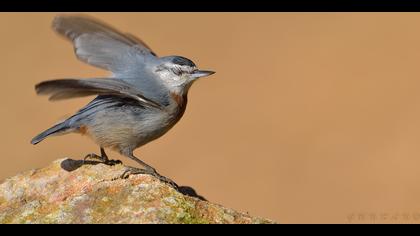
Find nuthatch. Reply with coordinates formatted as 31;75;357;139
31;15;215;188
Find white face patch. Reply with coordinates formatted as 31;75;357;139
155;65;189;89
156;62;196;81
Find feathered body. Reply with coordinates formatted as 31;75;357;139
70;93;187;156
31;15;214;170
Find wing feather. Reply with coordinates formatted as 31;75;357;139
52;14;157;72
35;78;162;109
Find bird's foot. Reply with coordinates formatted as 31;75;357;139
121;166;179;190
83;153;122;166
103;159;123;166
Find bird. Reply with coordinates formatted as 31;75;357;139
31;15;215;188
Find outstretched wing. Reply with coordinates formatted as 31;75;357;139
35;78;163;109
52;14;157;72
52;14;169;104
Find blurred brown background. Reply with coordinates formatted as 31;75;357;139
2;13;420;223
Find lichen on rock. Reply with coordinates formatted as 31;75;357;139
0;158;275;224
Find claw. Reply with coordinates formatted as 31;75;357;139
121;167;149;179
121;167;179;190
105;159;122;166
84;153;102;162
83;153;122;166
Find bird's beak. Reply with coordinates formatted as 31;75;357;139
191;70;215;78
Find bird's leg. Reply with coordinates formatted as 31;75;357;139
83;153;102;162
84;147;122;166
101;148;123;165
121;154;179;190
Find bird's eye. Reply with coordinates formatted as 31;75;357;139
171;68;183;76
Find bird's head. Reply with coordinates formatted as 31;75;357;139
155;56;215;93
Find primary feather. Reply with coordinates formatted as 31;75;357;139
35;78;163;109
52;14;155;72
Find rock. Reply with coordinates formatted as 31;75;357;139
0;158;275;224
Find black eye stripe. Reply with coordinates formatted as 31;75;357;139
156;64;194;76
171;68;183;76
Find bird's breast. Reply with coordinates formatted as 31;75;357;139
168;91;188;124
133;92;188;141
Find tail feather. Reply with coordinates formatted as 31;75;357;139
31;122;70;145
